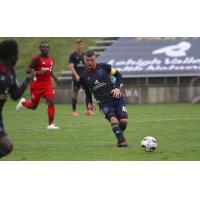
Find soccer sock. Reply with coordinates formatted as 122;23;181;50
48;104;55;125
85;97;89;110
22;100;34;109
111;123;125;142
72;98;77;111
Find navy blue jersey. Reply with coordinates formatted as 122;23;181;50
0;64;18;117
80;63;116;104
69;51;85;76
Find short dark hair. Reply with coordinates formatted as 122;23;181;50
86;50;95;57
75;39;83;44
39;41;49;48
0;40;18;60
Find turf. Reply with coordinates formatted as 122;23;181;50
1;101;200;161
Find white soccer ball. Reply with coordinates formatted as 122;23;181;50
141;136;158;152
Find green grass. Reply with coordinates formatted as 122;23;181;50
0;37;99;79
2;101;200;160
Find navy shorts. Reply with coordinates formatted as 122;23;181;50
99;97;128;120
72;79;82;92
0;118;6;139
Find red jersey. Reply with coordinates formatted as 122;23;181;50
29;54;54;83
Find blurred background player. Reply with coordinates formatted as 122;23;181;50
69;39;94;117
80;51;128;147
0;40;32;158
16;42;60;129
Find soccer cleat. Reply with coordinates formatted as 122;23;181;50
71;111;79;117
85;109;95;116
47;124;60;130
117;138;128;148
16;98;26;112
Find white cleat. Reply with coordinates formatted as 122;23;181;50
16;98;26;112
47;124;60;130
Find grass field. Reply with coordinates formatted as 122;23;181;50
2;101;200;161
0;37;99;78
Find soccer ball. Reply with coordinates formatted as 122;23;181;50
141;136;158;152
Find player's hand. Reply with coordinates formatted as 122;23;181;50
75;74;80;81
111;88;122;98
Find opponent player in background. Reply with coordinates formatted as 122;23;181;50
0;40;32;158
80;51;128;147
69;39;94;117
16;42;60;129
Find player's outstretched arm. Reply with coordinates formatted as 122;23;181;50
9;75;32;101
80;76;93;103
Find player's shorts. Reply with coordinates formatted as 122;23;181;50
72;79;82;92
30;85;54;104
0;117;6;139
99;97;128;120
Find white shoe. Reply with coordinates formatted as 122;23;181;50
47;124;60;130
16;98;26;112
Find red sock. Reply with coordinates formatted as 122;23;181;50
48;104;55;125
22;100;34;109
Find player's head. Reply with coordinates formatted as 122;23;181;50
75;39;83;52
39;41;49;56
85;51;96;71
0;39;19;67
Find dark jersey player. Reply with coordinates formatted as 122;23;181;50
0;40;31;158
16;42;60;129
69;39;94;117
80;51;128;147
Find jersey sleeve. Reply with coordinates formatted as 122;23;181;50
28;55;40;70
9;71;19;96
69;53;75;64
103;63;112;73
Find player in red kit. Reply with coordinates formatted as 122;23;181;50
16;42;60;129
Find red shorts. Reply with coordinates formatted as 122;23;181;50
30;82;54;103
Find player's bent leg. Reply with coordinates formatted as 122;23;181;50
0;135;13;158
46;99;59;130
109;116;128;148
23;101;38;110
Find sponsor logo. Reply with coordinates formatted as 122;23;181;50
95;80;100;84
41;67;50;71
152;41;191;57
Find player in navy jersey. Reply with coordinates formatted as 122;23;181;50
80;51;128;147
0;40;32;158
69;39;94;117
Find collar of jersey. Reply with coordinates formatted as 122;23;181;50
0;63;10;76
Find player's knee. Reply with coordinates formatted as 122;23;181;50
119;118;128;131
109;116;119;124
31;103;38;110
47;99;54;106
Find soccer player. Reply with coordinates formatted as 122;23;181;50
16;42;60;129
80;51;128;147
0;40;31;158
69;39;94;117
